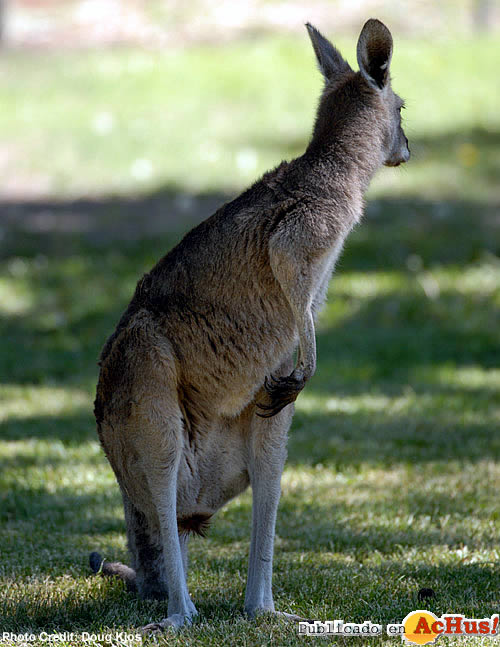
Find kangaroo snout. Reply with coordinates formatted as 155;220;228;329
386;136;410;167
404;137;411;161
401;136;411;163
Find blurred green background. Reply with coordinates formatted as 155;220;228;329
0;1;499;645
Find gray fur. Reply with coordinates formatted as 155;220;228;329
306;23;352;81
91;19;409;631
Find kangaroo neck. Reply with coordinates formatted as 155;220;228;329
303;143;378;198
302;115;384;198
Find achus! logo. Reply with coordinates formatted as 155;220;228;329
402;610;499;645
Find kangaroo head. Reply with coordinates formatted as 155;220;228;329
306;19;410;168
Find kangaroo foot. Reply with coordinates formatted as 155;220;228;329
140;606;197;633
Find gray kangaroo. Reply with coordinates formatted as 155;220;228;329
91;19;409;631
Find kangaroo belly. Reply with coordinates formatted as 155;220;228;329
165;302;297;418
176;419;250;521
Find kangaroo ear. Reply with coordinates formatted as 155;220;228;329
356;19;393;90
306;23;351;81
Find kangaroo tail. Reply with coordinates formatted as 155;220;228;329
89;551;137;592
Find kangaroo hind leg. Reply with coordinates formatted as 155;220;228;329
124;491;168;599
89;486;168;600
132;372;197;631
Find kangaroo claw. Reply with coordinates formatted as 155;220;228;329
256;372;305;418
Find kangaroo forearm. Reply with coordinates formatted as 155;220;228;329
295;309;316;381
256;308;316;418
268;245;317;382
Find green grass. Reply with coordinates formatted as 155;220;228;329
0;30;499;646
0;35;498;200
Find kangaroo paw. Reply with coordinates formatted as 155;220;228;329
256;372;305;418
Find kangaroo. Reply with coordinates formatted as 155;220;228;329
91;19;409;631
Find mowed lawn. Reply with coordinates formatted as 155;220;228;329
0;31;499;646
